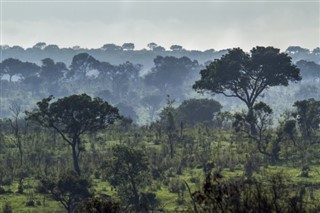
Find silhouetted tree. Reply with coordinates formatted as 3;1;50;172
194;46;301;135
147;42;158;51
26;94;120;175
1;58;39;82
40;58;67;82
293;98;320;140
145;56;199;95
296;60;320;79
39;171;91;213
170;45;183;52
176;98;222;126
68;53;100;79
122;43;135;51
101;44;122;51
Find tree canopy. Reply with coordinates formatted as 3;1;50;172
176;98;222;126
26;93;120;175
144;56;199;95
193;46;301;109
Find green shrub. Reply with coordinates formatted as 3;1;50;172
2;203;12;213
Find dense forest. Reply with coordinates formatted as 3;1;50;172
0;44;320;212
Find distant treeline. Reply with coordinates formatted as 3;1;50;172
0;44;319;124
1;43;319;70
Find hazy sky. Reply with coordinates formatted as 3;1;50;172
1;1;319;51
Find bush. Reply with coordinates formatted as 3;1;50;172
168;178;186;194
0;186;6;194
26;200;35;207
190;172;320;213
17;182;24;194
2;203;12;213
1;178;12;186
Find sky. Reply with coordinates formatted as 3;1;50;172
1;0;319;51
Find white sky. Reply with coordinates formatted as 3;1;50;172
1;1;319;51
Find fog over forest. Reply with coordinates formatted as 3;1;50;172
1;1;320;212
0;44;319;125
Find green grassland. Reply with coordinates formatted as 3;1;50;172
1;127;320;212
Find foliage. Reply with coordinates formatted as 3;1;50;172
190;172;320;213
176;98;222;126
74;196;121;213
193;46;301;135
144;56;199;96
38;171;91;213
103;144;152;211
293;98;320;139
25;94;120;175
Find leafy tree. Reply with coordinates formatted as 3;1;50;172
1;58;40;82
296;60;320;79
170;45;183;51
233;102;276;158
153;46;166;52
101;44;122;51
32;42;47;50
68;53;100;79
286;46;310;55
293;98;320;140
38;171;91;213
147;42;158;51
44;44;60;51
159;95;177;158
111;62;141;100
176;98;222;126
122;43;135;51
98;61;117;80
104;145;151;212
144;56;199;95
193;46;301;135
40;58;67;82
26;94;120;175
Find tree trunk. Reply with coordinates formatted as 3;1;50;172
247;107;257;136
18;142;23;167
169;134;174;159
130;179;140;212
71;144;81;176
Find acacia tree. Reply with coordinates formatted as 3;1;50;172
26;94;120;175
193;46;301;135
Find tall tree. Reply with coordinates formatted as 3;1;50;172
1;58;39;82
293;98;320;140
111;62;141;100
144;56;199;96
68;53;100;79
26;94;120;175
40;58;67;83
193;46;301;134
